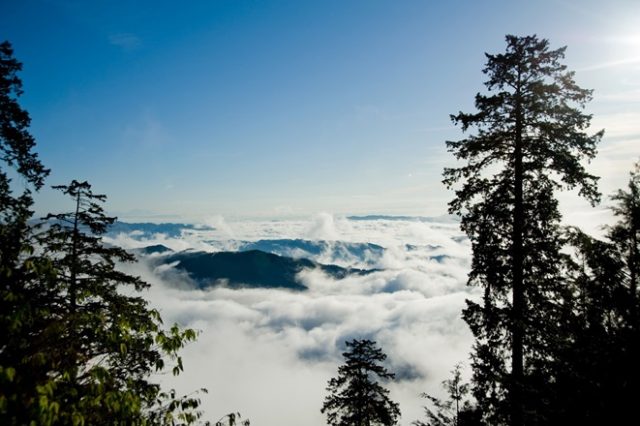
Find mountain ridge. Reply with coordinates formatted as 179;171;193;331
147;248;375;291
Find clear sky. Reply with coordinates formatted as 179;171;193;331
2;0;639;221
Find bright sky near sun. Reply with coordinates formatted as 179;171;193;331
2;0;639;221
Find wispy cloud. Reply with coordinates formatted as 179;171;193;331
122;111;171;148
598;89;640;103
578;56;640;72
590;111;640;141
108;32;142;52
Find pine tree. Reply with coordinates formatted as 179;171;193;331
443;35;602;425
556;227;624;423
598;162;640;420
321;339;400;426
609;161;640;312
555;161;640;423
0;40;51;423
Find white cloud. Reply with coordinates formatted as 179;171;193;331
590;111;640;142
578;56;640;72
203;215;236;239
116;216;477;425
305;212;352;240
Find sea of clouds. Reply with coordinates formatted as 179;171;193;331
109;214;478;425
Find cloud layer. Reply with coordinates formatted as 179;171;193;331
114;216;476;425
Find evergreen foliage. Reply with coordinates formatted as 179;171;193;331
321;339;400;426
0;39;52;424
443;34;602;426
554;161;640;423
609;161;640;304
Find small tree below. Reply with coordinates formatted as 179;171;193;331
321;339;400;426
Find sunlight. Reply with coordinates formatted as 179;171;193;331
613;33;640;51
583;31;640;71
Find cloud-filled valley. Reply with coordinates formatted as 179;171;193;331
108;214;477;425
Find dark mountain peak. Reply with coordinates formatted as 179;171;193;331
238;239;385;267
155;249;374;291
107;221;214;239
140;244;173;255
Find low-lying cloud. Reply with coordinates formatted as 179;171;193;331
114;215;476;425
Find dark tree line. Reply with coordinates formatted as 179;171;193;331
554;164;640;424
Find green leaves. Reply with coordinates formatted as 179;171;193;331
0;41;49;189
1;180;207;424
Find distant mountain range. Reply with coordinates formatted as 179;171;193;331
234;239;449;265
141;246;374;291
106;215;458;241
139;244;174;255
112;219;459;291
236;239;385;267
347;214;458;223
106;222;213;239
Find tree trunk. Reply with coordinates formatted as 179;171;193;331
511;86;525;426
70;190;81;312
630;222;638;323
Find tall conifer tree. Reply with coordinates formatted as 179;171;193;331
443;35;602;425
0;40;51;423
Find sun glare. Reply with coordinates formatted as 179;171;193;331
615;34;640;50
593;31;640;70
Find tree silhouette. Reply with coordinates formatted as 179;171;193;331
414;363;481;426
609;161;640;311
0;40;52;424
321;339;400;426
443;35;602;426
553;161;640;423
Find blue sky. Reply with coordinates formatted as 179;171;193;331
2;0;639;221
